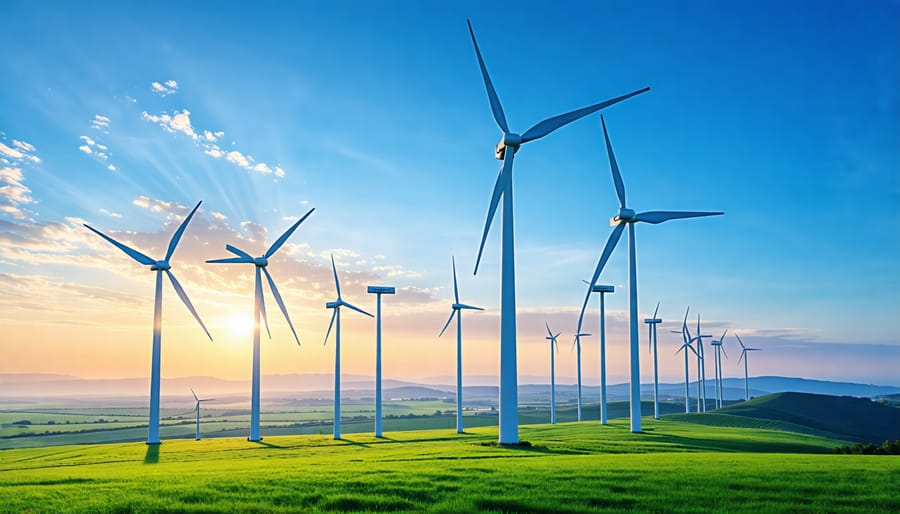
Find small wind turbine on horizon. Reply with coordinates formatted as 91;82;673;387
467;19;649;444
191;389;214;440
324;254;374;440
690;314;712;412
439;257;483;434
644;302;662;419
673;306;698;414
207;208;313;442
84;200;211;445
578;116;723;432
736;334;761;401
710;330;728;409
572;331;591;422
545;323;561;424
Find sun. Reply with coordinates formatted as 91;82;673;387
225;313;255;339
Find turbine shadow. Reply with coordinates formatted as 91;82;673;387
339;438;371;448
250;440;286;449
143;444;159;464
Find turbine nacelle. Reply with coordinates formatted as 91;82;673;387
644;318;662;324
495;133;522;159
610;207;635;226
253;256;268;267
150;260;171;271
325;301;340;309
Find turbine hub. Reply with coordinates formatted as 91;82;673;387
325;301;339;309
451;303;464;310
253;257;268;267
610;207;635;226
151;260;171;271
495;133;521;160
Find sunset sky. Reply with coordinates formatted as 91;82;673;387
1;1;898;387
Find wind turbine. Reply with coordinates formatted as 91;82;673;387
207;208;313;442
467;20;649;444
84;200;211;445
545;323;561;424
578;116;723;432
324;254;374;440
585;282;615;424
367;285;395;438
644;302;662;419
691;314;712;412
191;389;214;440
439;256;483;434
572;331;591;422
736;334;760;401
671;306;695;413
710;330;728;409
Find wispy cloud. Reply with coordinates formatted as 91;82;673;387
0;140;40;164
150;79;178;96
141;109;198;140
78;135;115;170
98;208;122;218
91;115;110;131
0;134;40;220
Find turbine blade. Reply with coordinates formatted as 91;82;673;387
653;301;660;319
323;308;337;345
466;19;508;133
265;208;315;258
600;115;627;209
452;256;460;305
554;332;561;340
165;201;202;262
225;244;254;260
738;350;745;364
341;300;374;318
521;88;650;143
206;256;252;264
331;254;341;299
721;345;728;359
191;388;199;402
474;152;513;275
546;321;552;338
735;333;746;350
258;281;271;340
577;222;626;335
457;303;483;311
83;224;155;265
165;270;212;340
633;211;724;224
555;340;559;354
262;268;300;346
439;309;457;338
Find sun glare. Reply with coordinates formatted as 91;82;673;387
225;314;255;338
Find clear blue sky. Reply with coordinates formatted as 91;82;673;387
1;1;897;384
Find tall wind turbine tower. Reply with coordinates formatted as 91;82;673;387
579;116;723;432
693;314;712;412
324;255;374;440
191;389;214;440
588;283;615;424
545;323;561;424
710;330;728;408
439;257;483;434
84;201;211;445
367;285;395;438
736;334;760;401
644;302;662;419
207;208;312;441
467;20;649;444
572;331;591;422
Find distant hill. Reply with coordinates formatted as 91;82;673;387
667;392;900;444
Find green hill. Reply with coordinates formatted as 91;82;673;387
666;392;900;444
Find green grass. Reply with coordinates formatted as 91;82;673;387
2;419;897;513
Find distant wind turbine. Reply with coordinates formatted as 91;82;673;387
710;330;728;409
84;200;211;445
572;331;591;422
545;322;561;424
644;302;663;419
690;314;713;412
673;307;698;414
736;334;761;401
191;389;214;440
439;257;483;434
467;19;649;444
207;208;313;442
324;254;374;440
579;116;723;432
367;284;395;438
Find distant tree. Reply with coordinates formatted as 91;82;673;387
11;420;31;425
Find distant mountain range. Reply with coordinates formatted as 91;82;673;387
2;373;897;403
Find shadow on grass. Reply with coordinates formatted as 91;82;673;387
251;440;287;449
640;429;830;454
339;438;371;448
143;443;159;464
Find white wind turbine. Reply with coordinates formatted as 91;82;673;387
579;116;723;432
736;334;761;401
467;19;649;444
439;256;483;434
584;281;615;424
84;200;211;445
324;254;374;440
545;323;561;424
672;306;696;413
710;330;728;409
690;314;712;412
207;208;313;442
191;389;214;440
572;331;591;422
644;302;662;419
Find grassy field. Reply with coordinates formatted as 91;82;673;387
2;419;898;513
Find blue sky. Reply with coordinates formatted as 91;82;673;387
1;1;898;384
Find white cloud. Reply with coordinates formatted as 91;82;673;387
253;163;272;174
12;140;35;153
0;142;24;159
226;150;250;168
91;115;110;130
0;166;33;219
96;144;107;151
78;145;92;155
151;80;178;96
141;109;198;140
133;195;188;214
80;135;96;146
211;211;227;221
274;166;285;178
204;146;224;159
203;130;217;142
99;208;122;218
107;164;117;172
